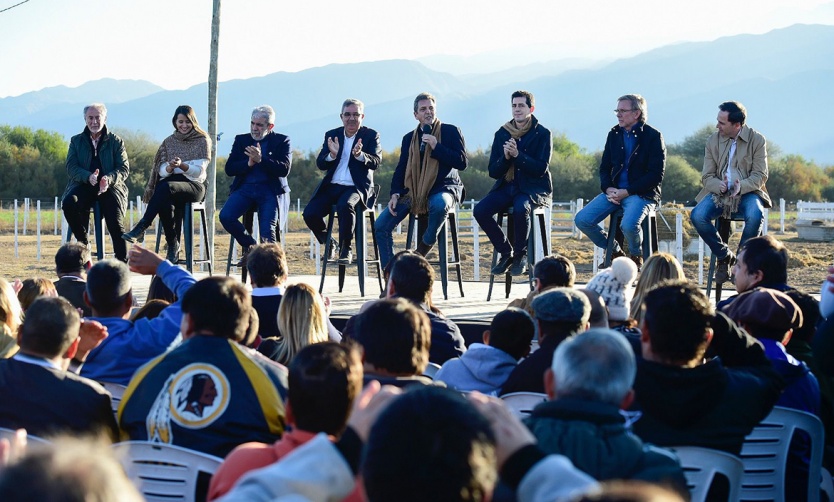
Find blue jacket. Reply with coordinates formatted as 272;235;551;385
435;343;517;395
487;116;553;206
599;122;665;204
390;122;468;203
225;131;291;196
313;126;382;207
79;261;196;385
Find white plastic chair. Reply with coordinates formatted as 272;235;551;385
113;441;222;502
671;445;744;502
739;406;824;502
99;381;127;415
0;427;50;445
423;362;442;379
500;392;547;419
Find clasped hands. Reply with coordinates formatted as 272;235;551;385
606;187;629;204
503;138;518;159
245;145;263;166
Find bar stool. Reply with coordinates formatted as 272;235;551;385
705;216;747;304
154;201;213;275
319;187;384;297
487;206;550;301
65;201;105;261
405;206;464;301
225;210;257;283
602;207;659;268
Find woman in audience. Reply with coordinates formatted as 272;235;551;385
122;105;211;263
16;278;58;313
629;252;685;325
0;279;23;358
259;283;329;365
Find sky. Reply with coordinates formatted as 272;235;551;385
2;0;834;98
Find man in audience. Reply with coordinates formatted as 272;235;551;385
508;254;576;313
580;289;610;330
118;276;288;458
0;297;117;441
246;242;288;342
632;281;784;455
718;234;793;309
53;243;92;317
208;341;364;501
501;288;591;395
76;245;196;385
436;308;535;395
525;328;687;494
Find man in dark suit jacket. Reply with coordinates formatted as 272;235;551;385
54;242;92;317
219;105;291;264
375;92;468;269
303;99;382;263
245;242;288;344
0;296;117;441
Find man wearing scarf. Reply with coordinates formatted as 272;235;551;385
474;91;553;277
375;92;468;269
62;103;130;262
691;101;770;285
574;94;665;270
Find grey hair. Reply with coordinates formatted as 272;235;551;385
83;103;107;118
341;98;364;114
251;105;275;125
551;328;635;406
617;94;647;123
413;92;436;113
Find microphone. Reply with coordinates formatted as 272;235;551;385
420;124;432;153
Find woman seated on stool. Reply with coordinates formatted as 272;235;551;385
122;105;210;262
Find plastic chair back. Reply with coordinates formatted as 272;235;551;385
500;392;547;419
671;445;744;502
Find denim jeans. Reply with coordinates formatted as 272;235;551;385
575;193;655;254
219;184;282;247
690;192;764;259
375;191;454;269
473;184;534;256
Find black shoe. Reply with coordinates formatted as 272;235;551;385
338;246;353;264
122;219;150;243
510;254;528;276
715;251;736;284
491;252;514;275
234;246;251;268
166;241;180;263
322;238;339;262
415;241;433;257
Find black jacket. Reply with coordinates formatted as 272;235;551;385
225;131;291;196
487;116;553;206
313;126;382;207
599;122;665;204
390;122;468;203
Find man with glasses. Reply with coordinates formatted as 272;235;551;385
303;99;382;264
220;105;291;266
574;94;665;269
690;101;769;285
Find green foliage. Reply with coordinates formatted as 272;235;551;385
767;154;831;202
667;124;713;170
111;128;160;200
549;135;598;201
661;155;702;203
0;125;67;198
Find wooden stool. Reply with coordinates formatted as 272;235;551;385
65;201;104;261
405;207;464;301
602;207;659;268
154;201;213;274
705;216;749;304
487;206;550;301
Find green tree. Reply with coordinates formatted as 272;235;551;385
549;134;598;201
111;128;159;200
767;154;830;202
0;125;68;199
668;124;713;170
661;155;701;203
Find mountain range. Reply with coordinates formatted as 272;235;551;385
2;23;833;164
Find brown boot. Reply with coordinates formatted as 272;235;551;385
415;241;433;257
629;254;643;270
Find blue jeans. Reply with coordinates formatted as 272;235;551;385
690;192;764;259
219;184;282;247
575;193;655;254
375;191;454;269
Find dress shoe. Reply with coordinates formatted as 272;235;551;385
322;238;339;262
715;251;737;284
630;254;643;270
338;246;353;264
166;241;181;263
415;241;433;257
491;252;514;275
122;219;150;243
510;254;528;276
234;246;251;268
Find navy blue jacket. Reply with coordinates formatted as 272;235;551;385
390;122;468;203
487;116;553;206
599;122;665;204
225;131;291;196
313;126;382;206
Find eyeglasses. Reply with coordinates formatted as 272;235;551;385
614;109;636;115
341;113;362;118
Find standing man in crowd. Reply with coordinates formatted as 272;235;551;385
574;94;665;269
474;90;552;277
62;103;130;263
219;105;291;266
303;99;382;264
375;92;468;269
690;101;769;285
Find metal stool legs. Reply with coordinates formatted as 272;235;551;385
602;208;658;268
405;209;464;300
319;206;384;297
487;206;549;301
155;202;213;274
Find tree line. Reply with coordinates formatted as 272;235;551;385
2;124;833;206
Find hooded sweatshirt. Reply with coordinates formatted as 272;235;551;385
435;343;517;395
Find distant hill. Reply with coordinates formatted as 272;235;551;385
4;24;834;164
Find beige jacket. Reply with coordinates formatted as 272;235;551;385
695;125;771;208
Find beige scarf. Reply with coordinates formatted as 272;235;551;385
710;144;742;219
143;129;211;203
500;117;533;182
403;121;442;216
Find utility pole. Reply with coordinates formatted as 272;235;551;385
206;0;221;264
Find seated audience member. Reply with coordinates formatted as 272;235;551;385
508;254;576;314
53;242;92;317
246;243;288;343
258;282;329;365
0;279;23;358
118;276;288;458
525;328;687;495
585;256;640;338
629;252;685;326
146;274;177;303
17;278;57;312
129;299;170;322
580;289;610;330
723;288;819;500
718;234;792;309
501;288;591;395
632;281;784;455
77;245;196;385
0;297;117;441
352;298;434;388
220;384;597;502
436;308;535;394
208;341;364;501
0;436;144;502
